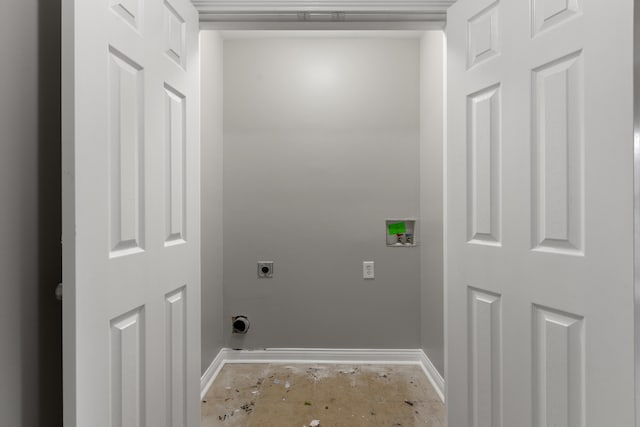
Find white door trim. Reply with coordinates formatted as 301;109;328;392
192;0;454;29
634;0;640;423
191;1;456;13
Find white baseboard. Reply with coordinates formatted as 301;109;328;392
200;348;226;400
222;347;428;364
200;348;445;403
418;350;445;403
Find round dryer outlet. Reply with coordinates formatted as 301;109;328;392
232;315;250;334
257;261;274;278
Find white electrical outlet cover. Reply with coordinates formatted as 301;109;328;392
363;261;375;279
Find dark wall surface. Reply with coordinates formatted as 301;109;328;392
0;0;63;425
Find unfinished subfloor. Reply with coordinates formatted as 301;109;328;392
201;363;446;427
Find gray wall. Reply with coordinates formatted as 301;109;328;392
0;0;63;425
200;31;226;374
419;31;445;376
221;37;421;349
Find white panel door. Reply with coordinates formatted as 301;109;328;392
447;1;635;426
62;0;200;426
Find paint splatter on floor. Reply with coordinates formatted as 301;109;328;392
201;363;446;427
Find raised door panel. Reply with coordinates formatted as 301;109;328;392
467;1;500;69
166;288;187;427
110;0;143;30
532;306;584;427
110;308;145;427
531;0;581;36
468;288;502;427
108;47;145;258
467;84;501;245
531;51;584;255
164;1;186;69
163;84;187;246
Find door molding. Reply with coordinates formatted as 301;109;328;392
192;0;456;13
634;0;640;423
193;0;455;28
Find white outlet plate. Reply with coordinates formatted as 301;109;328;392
363;261;375;279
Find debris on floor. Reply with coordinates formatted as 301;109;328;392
202;363;446;426
240;401;255;414
217;409;239;421
218;402;255;422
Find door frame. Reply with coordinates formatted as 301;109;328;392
634;1;640;424
61;0;639;422
193;0;640;422
191;0;451;407
194;0;453;31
